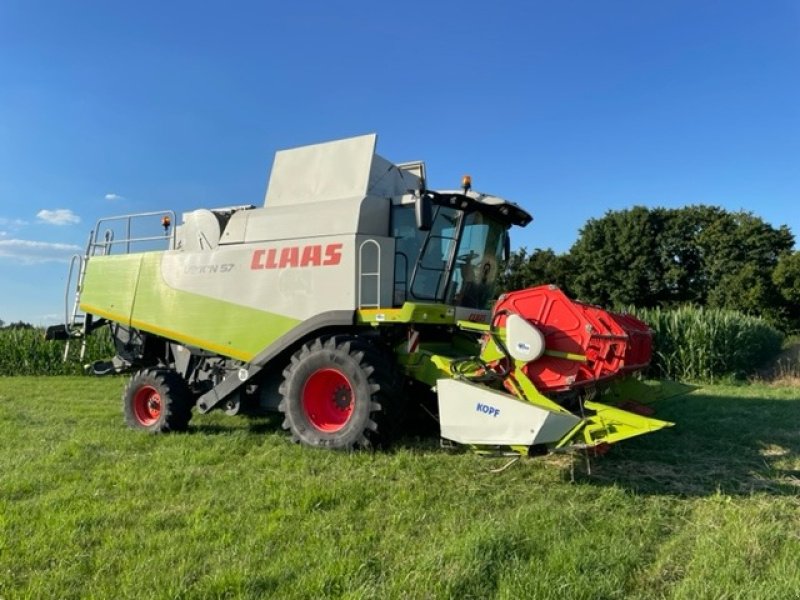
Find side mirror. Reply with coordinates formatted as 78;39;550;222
503;232;511;262
415;194;432;231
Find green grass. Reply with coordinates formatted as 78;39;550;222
1;377;799;599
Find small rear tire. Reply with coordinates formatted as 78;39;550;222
123;368;193;432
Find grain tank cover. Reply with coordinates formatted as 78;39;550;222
263;133;423;207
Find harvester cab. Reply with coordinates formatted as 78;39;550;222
49;134;672;455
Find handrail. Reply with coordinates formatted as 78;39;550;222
89;210;177;256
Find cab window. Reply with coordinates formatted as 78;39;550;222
449;213;506;309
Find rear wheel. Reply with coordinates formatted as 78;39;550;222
123;368;193;432
278;336;392;449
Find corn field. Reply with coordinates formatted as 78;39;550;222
0;327;115;376
630;306;784;382
0;306;785;381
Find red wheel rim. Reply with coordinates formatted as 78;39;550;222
133;385;162;426
302;368;354;432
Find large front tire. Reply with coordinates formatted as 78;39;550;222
278;336;387;449
123;368;193;433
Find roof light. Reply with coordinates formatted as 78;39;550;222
462;175;472;193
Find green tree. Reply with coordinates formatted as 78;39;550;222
707;264;783;324
548;205;793;322
569;206;665;306
772;251;800;331
652;205;725;305
698;211;793;322
499;248;575;295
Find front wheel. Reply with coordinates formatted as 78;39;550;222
122;368;193;432
278;336;387;449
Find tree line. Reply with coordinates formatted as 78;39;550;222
0;320;34;330
500;205;800;332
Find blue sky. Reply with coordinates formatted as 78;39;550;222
1;0;798;324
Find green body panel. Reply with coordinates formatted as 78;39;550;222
561;399;673;448
397;333;484;386
504;360;576;415
79;254;142;321
357;303;457;325
398;349;455;386
80;253;301;361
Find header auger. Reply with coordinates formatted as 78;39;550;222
48;134;672;455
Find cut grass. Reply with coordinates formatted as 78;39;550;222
1;377;799;599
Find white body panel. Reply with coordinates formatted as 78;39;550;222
160;233;394;321
263;134;422;208
265;134;378;206
437;379;580;446
505;313;546;361
179;209;222;251
160;239;354;321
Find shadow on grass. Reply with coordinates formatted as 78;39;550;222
571;391;800;497
188;413;284;436
180;388;800;497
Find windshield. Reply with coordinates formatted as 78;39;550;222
408;206;461;302
395;204;507;308
447;212;506;309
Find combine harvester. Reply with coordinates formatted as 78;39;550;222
48;134;672;455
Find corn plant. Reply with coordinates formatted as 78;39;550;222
0;307;784;382
0;326;115;376
628;305;784;382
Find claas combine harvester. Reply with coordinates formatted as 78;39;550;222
48;134;672;455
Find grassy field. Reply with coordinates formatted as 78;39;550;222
1;377;799;599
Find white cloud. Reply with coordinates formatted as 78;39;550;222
36;209;81;226
105;193;124;201
0;217;28;227
0;239;82;264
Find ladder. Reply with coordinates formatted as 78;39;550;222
62;251;89;362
